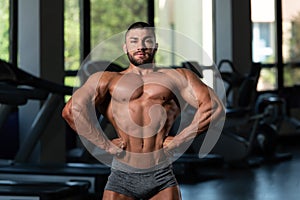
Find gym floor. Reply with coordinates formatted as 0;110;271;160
178;136;300;200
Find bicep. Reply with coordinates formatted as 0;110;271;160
73;72;106;104
183;75;224;121
63;72;108;120
180;70;211;108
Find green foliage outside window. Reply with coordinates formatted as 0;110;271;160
90;0;147;47
285;12;300;87
289;12;300;62
64;0;147;89
90;0;148;67
64;0;81;71
64;0;148;72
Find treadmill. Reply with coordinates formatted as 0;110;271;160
0;59;110;199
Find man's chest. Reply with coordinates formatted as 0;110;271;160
110;72;178;103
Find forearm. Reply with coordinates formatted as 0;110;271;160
62;96;121;154
62;72;123;155
166;110;207;150
166;98;224;150
63;99;110;149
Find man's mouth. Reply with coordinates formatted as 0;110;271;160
134;52;147;59
135;51;145;56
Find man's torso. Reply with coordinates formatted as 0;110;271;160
97;68;187;166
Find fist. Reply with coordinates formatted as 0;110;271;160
109;138;127;157
163;136;174;148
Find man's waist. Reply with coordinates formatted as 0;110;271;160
111;157;172;173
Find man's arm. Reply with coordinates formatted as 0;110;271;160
62;72;123;155
164;68;225;150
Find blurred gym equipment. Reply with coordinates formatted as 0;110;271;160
0;59;110;199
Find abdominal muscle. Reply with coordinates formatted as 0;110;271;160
106;99;176;169
115;130;168;169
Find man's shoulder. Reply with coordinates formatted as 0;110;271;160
156;67;191;76
97;70;123;77
86;71;123;84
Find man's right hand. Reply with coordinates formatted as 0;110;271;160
163;136;174;148
163;136;176;157
108;138;127;156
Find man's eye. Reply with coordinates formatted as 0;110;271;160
145;39;153;44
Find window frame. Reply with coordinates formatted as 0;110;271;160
9;0;18;65
256;0;300;92
64;0;154;77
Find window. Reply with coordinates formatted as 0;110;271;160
251;0;278;91
64;0;148;88
63;0;217;90
64;0;81;88
90;0;148;67
154;0;213;67
252;0;300;90
282;0;300;87
251;0;276;64
154;0;214;88
252;22;275;63
90;0;148;49
0;0;10;61
282;0;300;63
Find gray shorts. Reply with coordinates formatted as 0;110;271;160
104;159;178;199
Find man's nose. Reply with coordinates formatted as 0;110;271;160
137;40;146;50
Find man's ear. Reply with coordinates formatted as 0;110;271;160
123;43;127;53
154;43;158;51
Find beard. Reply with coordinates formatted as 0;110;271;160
127;50;155;67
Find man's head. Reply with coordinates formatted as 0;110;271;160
123;22;158;67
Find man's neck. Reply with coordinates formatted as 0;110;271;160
127;63;156;75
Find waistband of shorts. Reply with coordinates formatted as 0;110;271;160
111;158;172;173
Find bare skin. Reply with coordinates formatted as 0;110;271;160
62;26;224;200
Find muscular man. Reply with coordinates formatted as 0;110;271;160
62;22;224;200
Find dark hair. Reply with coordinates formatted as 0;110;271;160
125;22;156;40
127;21;153;30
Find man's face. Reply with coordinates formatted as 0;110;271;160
124;28;158;66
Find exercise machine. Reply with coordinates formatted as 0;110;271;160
0;59;112;199
190;61;292;167
254;93;295;161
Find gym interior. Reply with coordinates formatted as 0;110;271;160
0;0;300;199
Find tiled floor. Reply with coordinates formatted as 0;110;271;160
179;144;300;200
0;133;298;200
